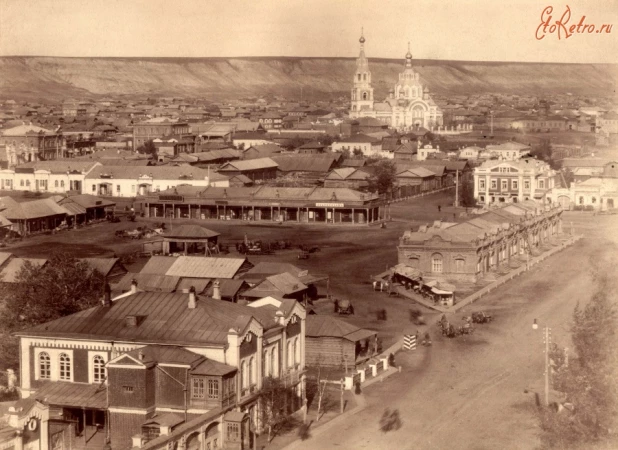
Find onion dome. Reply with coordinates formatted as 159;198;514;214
405;42;412;60
359;28;366;44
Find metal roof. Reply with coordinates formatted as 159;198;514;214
33;381;107;409
124;345;204;366
113;272;180;292
0;258;47;283
165;256;248;279
271;155;337;173
191;358;237;376
139;256;178;275
218;157;278;172
175;278;212;294
305;315;374;342
163;225;220;240
16;291;281;344
1;198;70;221
80;258;123;277
0;252;12;268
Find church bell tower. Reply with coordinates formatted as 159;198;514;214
350;29;374;116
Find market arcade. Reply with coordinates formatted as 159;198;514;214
139;186;384;225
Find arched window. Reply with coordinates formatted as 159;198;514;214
431;254;443;273
241;360;248;388
591;197;596;204
357;74;361;81
455;258;465;273
412;87;417;97
59;353;71;381
294;338;300;365
39;352;51;379
362;92;368;101
287;341;293;368
408;257;419;268
249;357;256;385
579;196;584;205
363;73;367;81
93;355;106;383
263;350;270;378
271;348;277;377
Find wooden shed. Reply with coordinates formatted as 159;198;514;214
305;315;377;369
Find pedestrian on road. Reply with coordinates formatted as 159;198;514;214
438;205;442;212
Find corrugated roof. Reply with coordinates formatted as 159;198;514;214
0;258;47;283
165;256;248;279
17;292;281;344
33;381;107;409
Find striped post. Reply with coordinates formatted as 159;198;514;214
403;333;417;350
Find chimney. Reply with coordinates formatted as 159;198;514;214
130;279;138;294
275;310;285;326
138;350;145;361
212;280;221;300
188;286;197;309
102;283;112;307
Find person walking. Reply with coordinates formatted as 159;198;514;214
438;205;442;212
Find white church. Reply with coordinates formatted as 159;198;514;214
349;32;443;131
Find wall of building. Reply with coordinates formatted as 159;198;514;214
305;337;355;368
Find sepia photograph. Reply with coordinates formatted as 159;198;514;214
0;0;616;449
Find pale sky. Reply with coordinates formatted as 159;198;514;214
0;0;617;63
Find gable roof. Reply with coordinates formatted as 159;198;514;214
305;315;376;341
271;155;337;173
80;258;124;277
140;256;249;279
0;258;47;282
218;158;278;172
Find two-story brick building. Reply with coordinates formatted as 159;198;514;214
132;118;191;149
473;158;556;204
13;288;307;449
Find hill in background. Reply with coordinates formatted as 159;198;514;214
0;56;616;101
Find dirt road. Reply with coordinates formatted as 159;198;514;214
286;213;618;450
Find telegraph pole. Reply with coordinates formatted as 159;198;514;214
455;169;460;207
543;325;551;406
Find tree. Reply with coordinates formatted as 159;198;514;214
339;148;351;160
258;376;301;442
459;177;476;207
137;139;157;156
367;159;397;195
0;254;106;370
536;259;618;449
562;168;575;188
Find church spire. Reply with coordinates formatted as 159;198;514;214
405;41;413;67
356;27;368;70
